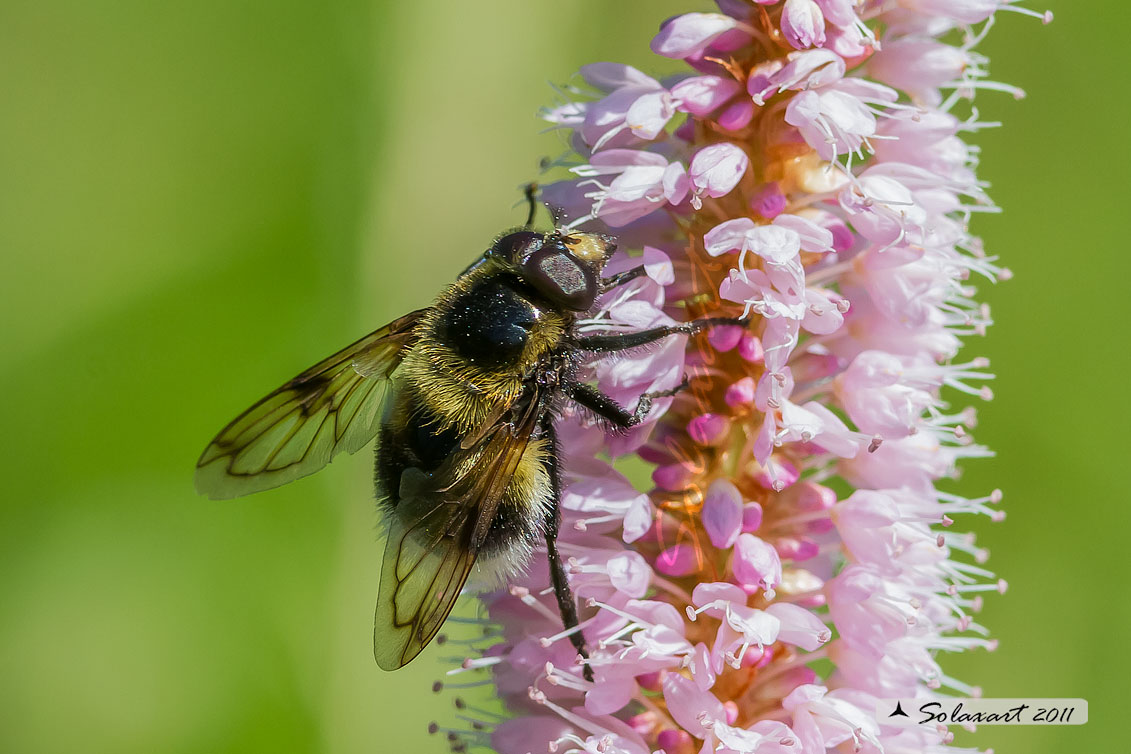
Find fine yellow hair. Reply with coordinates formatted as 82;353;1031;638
397;259;568;433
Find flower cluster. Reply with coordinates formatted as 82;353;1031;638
432;3;1046;753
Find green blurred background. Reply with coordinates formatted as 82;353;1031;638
0;1;1122;752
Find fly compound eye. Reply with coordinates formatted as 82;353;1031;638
521;248;597;311
493;231;543;263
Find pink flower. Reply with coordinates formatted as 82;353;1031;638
427;4;1046;754
868;36;969;106
571;149;689;226
674;74;746;130
781;0;826;50
573;63;677;150
651;12;746;59
688;143;749;209
784;79;899;161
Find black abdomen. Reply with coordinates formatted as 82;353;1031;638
374;387;550;577
374;392;458;509
437;277;541;369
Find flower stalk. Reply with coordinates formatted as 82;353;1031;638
432;2;1047;753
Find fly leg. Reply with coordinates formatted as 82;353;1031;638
539;413;594;682
575;316;747;353
567;380;689;429
598;265;648;293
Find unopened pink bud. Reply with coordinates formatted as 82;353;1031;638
751;181;787;219
688;413;731;446
742;502;764;532
725;376;756;408
653;461;698;492
738;334;764;363
708;324;745;352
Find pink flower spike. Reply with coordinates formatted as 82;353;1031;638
468;2;1033;751
651;13;744;59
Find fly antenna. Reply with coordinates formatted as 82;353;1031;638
522;182;539;228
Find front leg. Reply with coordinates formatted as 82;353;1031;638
599;265;648;293
575;316;747;353
567;380;687;430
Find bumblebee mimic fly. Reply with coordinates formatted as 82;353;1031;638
195;192;745;677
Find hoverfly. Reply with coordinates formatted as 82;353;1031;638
195;191;745;678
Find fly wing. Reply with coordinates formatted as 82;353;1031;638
195;310;425;499
373;392;544;670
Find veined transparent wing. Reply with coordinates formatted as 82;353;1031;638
195;310;425;499
373;392;544;670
